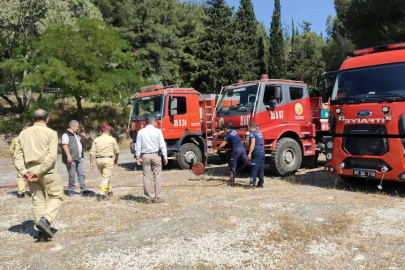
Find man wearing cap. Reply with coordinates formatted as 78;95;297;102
90;125;119;201
135;116;168;204
62;120;88;197
9;126;29;198
215;124;250;183
14;109;64;242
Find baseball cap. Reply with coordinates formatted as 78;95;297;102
101;125;111;131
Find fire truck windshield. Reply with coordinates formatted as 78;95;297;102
216;84;259;116
331;62;405;104
132;95;163;120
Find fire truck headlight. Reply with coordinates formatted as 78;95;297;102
382;106;390;113
326;153;333;160
397;172;405;180
329;167;334;172
336;108;342;114
327;142;334;149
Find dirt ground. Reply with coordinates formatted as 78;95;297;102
0;148;404;270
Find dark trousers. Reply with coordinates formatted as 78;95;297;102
229;149;250;182
250;151;265;185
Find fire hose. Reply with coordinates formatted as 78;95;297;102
191;132;250;176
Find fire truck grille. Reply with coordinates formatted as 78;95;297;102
342;157;392;171
343;125;388;156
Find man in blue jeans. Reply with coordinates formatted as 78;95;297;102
215;124;249;183
62;120;88;196
247;123;265;188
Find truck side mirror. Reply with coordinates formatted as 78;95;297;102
169;97;178;116
322;78;330;104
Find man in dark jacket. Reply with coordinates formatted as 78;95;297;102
62;120;88;196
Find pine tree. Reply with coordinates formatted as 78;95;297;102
193;0;235;93
291;18;296;45
257;23;269;75
234;0;260;81
268;0;286;78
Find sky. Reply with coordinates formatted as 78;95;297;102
186;0;336;35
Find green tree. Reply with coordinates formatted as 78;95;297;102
193;0;236;93
268;0;286;78
0;0;102;112
323;15;354;71
28;19;141;121
288;31;326;95
233;0;260;81
93;0;202;86
257;23;270;75
335;0;405;48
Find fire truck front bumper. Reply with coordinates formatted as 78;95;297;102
324;136;405;182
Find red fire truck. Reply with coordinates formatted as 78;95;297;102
213;75;329;175
128;84;216;169
128;75;329;175
322;43;405;184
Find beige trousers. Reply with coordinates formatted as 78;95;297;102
16;171;26;194
142;154;162;199
96;158;114;195
27;169;64;224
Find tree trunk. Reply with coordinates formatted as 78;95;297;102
75;96;83;123
12;74;24;113
0;95;17;109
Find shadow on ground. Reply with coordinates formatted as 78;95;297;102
291;170;405;198
7;190;31;197
121;194;149;203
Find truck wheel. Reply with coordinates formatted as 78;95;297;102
270;138;302;176
177;143;203;169
218;152;227;163
302;152;319;168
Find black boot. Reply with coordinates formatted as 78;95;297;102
17;193;25;198
36;231;50;242
108;191;113;197
36;217;53;238
246;182;256;189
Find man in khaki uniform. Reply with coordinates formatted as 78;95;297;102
9;128;28;198
90;125;119;201
14;109;64;242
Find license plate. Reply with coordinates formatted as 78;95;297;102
352;169;376;178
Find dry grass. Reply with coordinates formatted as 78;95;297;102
0;149;405;269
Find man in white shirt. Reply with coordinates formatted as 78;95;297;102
135;116;168;204
62;120;88;197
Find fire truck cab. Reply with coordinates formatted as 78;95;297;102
322;43;405;183
128;85;216;169
213;75;329;175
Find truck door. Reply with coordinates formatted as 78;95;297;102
256;83;288;128
286;85;310;124
166;94;190;138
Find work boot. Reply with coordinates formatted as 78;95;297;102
97;194;108;201
36;231;50;243
257;183;264;188
108;191;113;197
81;190;90;197
36;217;53;238
246;182;256;189
153;198;165;204
17;193;25;198
68;191;76;197
145;197;153;204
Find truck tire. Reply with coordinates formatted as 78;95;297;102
302;152;319;168
177;143;203;169
218;152;228;163
270;138;302;176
